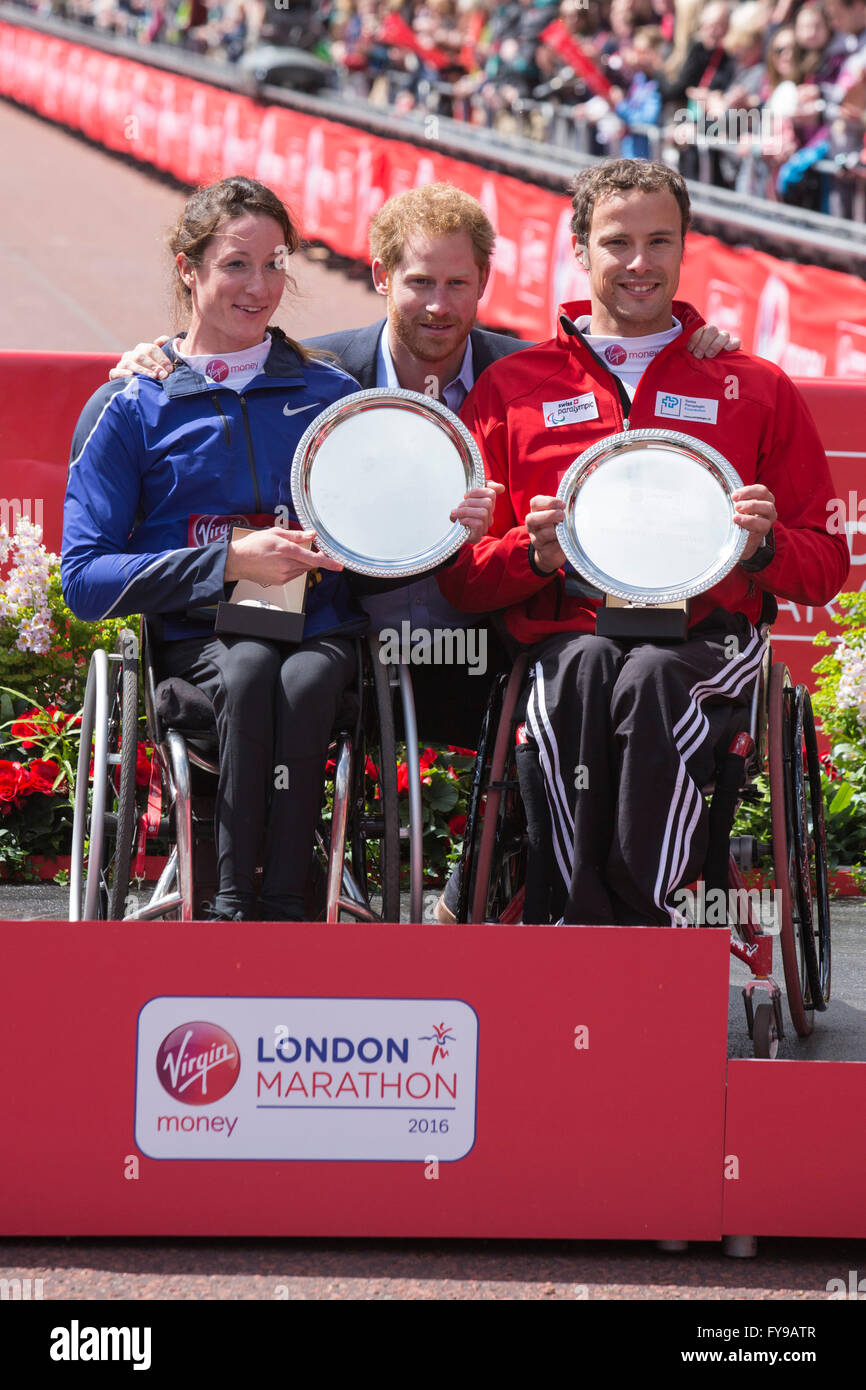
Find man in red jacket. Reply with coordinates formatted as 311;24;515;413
439;158;850;926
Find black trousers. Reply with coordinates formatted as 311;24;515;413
525;614;764;925
159;633;356;917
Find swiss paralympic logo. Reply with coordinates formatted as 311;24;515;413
548;409;567;425
419;1021;456;1066
661;393;680;410
156;1021;240;1105
205;359;229;382
604;343;627;366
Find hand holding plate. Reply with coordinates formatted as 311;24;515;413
450;481;505;543
731;484;776;560
527;494;567;574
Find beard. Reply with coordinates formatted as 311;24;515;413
390;311;467;363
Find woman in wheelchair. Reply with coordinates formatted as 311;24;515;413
62;176;495;922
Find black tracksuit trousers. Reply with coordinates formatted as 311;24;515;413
159;633;356;919
525;612;764;925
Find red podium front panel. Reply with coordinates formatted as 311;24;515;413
0;922;730;1239
723;1060;866;1238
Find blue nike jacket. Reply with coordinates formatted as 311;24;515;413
61;329;368;642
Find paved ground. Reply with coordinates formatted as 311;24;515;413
0;99;383;352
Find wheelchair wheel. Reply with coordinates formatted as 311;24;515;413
69;629;139;921
326;636;400;923
768;664;830;1036
463;656;529;923
356;637;401;923
752;1002;779;1059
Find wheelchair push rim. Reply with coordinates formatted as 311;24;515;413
69;629;139;922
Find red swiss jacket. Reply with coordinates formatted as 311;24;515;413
439;300;850;646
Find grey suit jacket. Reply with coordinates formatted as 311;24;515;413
302;320;530;390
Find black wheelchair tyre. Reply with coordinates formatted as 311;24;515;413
792;686;831;1009
351;637;400;923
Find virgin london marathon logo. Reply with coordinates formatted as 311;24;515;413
156;1021;240;1105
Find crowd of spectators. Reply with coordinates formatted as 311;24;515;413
16;0;866;210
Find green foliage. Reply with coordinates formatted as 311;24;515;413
733;594;866;883
0;567;128;710
0;542;134;878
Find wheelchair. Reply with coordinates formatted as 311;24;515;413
456;621;832;1060
68;620;425;925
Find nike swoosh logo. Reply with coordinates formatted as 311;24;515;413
283;402;318;417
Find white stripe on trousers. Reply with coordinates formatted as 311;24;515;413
654;628;766;923
526;664;574;889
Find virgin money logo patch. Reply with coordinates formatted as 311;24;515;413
604;344;627;366
205;359;229;382
156;1021;240;1105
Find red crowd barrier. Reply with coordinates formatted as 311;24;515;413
3;16;866;375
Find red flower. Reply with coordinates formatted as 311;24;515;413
364;756;379;782
136;744;153;788
325;758;337;777
819;752;841;782
397;761;409;794
448;813;467;838
0;759;31;803
419;747;438;771
10;710;43;749
27;759;65;795
447;745;476;758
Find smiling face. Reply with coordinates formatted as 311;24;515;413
576;188;684;337
373;229;489;369
178;213;287;356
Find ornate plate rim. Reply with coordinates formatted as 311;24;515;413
291;387;486;578
554;427;748;604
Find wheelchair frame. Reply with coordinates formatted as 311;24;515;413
457;631;832;1060
69;624;427;925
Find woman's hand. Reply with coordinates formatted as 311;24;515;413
224;528;343;586
450;481;505;543
732;485;777;560
526;495;567;573
109;336;173;380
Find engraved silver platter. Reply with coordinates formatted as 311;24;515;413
555;428;748;603
291;388;485;578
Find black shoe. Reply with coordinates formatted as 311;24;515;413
199;901;245;922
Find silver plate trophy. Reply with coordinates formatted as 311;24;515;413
555;428;748;640
291;388;485;578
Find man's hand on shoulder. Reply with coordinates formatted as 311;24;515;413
526;495;566;574
687;324;741;359
109;336;174;381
